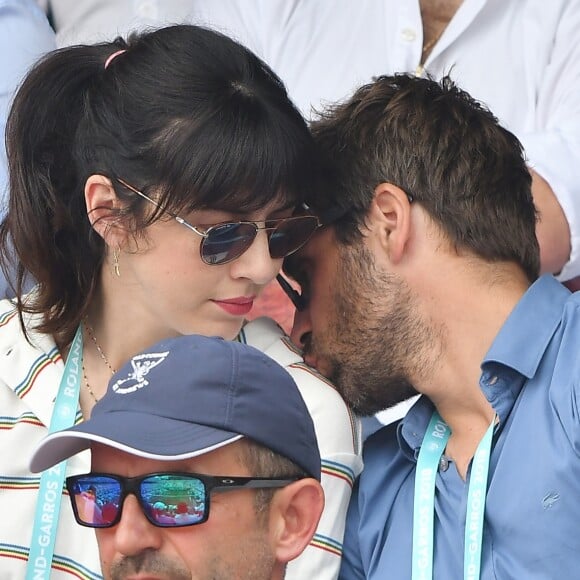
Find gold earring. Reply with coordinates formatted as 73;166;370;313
113;246;121;277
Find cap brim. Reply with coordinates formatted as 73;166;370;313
29;410;243;473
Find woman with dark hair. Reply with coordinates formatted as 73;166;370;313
0;25;361;579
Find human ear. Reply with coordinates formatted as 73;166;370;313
368;182;413;264
84;174;127;248
269;478;324;564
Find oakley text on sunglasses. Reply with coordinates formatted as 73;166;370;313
66;472;298;528
116;178;321;265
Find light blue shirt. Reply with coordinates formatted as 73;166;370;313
340;275;580;579
0;0;55;297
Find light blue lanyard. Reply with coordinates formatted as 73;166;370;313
26;326;83;580
412;411;495;580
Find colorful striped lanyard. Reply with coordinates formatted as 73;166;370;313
412;411;495;580
26;326;83;580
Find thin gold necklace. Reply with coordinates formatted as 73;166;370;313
81;362;100;403
82;319;117;403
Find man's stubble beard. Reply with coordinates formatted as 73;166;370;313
106;522;276;580
313;242;442;416
108;549;191;580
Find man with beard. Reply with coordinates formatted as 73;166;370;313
282;74;580;578
29;334;324;580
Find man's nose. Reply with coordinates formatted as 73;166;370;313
111;495;163;556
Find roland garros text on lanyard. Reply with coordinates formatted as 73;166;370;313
412;411;495;580
26;326;83;580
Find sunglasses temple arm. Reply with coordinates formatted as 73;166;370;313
173;215;208;238
276;274;306;312
116;178;206;235
213;478;297;494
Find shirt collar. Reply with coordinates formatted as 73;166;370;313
397;275;570;457
482;275;569;378
397;396;434;461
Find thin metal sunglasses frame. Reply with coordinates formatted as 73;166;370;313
115;177;321;265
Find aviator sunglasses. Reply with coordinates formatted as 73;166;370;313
66;472;297;528
116;178;321;266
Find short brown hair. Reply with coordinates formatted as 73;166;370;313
236;438;308;517
309;74;540;282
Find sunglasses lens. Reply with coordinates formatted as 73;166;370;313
269;216;319;259
141;475;207;527
69;475;122;527
68;474;208;528
201;223;257;265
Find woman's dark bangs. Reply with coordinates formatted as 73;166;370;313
153;103;316;215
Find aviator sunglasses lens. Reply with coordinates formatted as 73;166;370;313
201;223;257;265
268;216;319;259
200;216;319;265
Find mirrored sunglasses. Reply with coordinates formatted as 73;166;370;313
116;178;320;266
66;472;297;528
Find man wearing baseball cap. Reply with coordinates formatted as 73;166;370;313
30;334;324;580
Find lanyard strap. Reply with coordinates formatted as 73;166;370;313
412;411;495;580
412;412;451;580
26;326;83;580
463;416;494;580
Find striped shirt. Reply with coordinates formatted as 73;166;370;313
0;302;102;579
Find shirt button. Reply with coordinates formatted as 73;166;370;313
136;0;158;19
401;28;417;42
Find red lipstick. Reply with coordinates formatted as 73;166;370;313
212;296;255;316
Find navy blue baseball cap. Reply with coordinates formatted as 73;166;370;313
30;335;321;480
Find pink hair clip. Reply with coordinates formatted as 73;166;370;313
104;49;127;70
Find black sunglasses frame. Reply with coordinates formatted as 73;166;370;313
66;471;298;529
277;273;307;312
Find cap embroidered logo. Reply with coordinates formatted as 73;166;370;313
112;352;169;394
